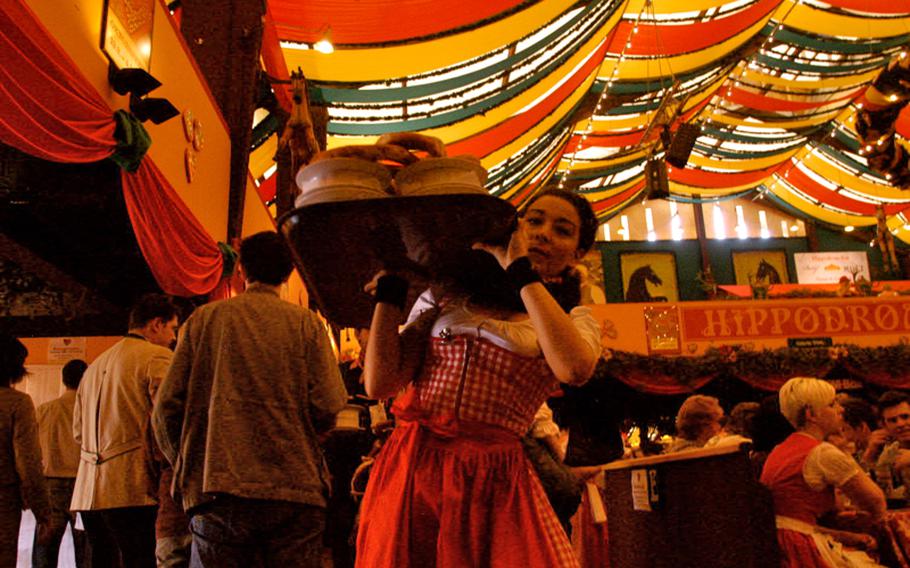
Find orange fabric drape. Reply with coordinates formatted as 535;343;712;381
0;0;224;297
122;160;224;296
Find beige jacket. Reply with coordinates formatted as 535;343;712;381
36;390;79;478
153;284;347;513
71;337;172;510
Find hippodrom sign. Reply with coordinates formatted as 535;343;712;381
680;298;910;341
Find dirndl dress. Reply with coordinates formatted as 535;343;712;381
355;329;585;568
761;433;883;568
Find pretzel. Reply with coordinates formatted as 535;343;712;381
311;144;419;165
376;132;446;158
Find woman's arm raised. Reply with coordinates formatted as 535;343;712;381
363;274;437;399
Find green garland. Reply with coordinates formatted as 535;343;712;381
601;343;910;386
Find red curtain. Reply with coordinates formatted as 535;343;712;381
122;160;224;296
612;371;717;395
0;0;225;296
0;1;116;162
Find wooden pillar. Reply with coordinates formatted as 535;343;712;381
179;0;266;241
692;197;711;274
804;219;819;252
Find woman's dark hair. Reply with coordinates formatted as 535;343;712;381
522;189;598;254
445;251;581;314
441;190;596;314
0;333;28;387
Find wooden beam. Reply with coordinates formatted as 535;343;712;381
179;0;266;241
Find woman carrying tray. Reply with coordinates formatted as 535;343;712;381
355;188;601;568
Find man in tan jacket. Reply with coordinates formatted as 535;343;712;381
72;295;178;568
153;231;347;568
33;359;88;568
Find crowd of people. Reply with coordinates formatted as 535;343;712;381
2;189;910;568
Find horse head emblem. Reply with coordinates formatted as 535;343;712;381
625;264;667;302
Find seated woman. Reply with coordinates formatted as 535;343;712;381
705;401;760;449
665;395;724;453
761;377;886;568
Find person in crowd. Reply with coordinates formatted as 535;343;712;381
705;400;760;449
665;395;725;453
749;393;796;473
356;189;601;567
153;231;347;568
32;358;88;568
521;402;582;537
323;328;377;568
860;391;910;497
761;377;886;567
72;294;179;568
148;380;192;568
841;397;878;466
0;334;53;568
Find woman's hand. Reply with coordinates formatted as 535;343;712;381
363;270;388;297
472;223;529;270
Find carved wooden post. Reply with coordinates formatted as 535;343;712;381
179;0;266;242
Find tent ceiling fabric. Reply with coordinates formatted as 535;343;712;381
269;0;910;241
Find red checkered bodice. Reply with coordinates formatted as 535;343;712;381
401;335;557;437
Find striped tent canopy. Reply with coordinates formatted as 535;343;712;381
259;0;910;241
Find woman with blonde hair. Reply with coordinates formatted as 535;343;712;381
761;377;886;567
666;395;725;453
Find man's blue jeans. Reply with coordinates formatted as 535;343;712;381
189;495;325;568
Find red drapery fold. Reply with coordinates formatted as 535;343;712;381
611;370;717;395
122;160;224;296
0;1;116;162
0;0;224;297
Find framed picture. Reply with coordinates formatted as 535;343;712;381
102;0;155;71
620;252;679;303
732;250;789;286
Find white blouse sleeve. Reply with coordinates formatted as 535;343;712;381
803;441;861;491
404;289;437;327
529;403;560;439
569;305;602;360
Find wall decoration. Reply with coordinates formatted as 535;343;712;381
644;305;681;354
192;118;205;151
620;252;678;303
732;250;789;286
579;249;606;304
184;147;197;183
182;110;195;142
794;251;870;284
101;0;155;71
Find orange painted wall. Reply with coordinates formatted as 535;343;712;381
24;0;231;240
20;337;120;365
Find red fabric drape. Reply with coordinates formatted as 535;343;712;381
0;0;224;297
122;160;224;296
0;1;116;162
611;371;717;395
269;0;527;44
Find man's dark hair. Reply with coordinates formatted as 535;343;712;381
0;333;28;387
62;359;88;390
841;397;878;429
128;294;178;329
239;231;294;286
878;391;910;415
